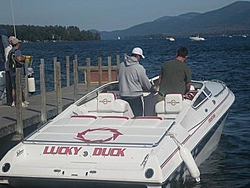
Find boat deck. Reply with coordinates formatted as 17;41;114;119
26;115;174;145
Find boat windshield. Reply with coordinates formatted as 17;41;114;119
193;86;211;109
76;82;119;106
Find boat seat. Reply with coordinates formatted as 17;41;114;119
155;94;183;119
88;92;134;118
69;115;98;125
95;116;130;126
190;85;195;91
131;116;163;127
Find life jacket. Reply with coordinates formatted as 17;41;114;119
9;49;23;70
8;49;26;76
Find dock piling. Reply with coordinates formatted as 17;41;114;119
56;62;62;114
73;60;78;102
66;56;70;87
14;68;23;141
40;59;47;123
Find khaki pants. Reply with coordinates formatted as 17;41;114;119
156;93;165;103
154;94;165;116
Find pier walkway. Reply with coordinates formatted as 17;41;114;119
0;83;98;139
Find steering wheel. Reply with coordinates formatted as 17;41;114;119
185;92;196;100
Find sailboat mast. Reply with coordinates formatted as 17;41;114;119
10;0;17;37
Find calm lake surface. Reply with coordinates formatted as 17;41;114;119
1;36;250;188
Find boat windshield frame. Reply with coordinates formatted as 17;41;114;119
76;81;119;106
192;85;212;109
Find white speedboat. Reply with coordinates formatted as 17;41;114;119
166;37;175;42
0;76;235;188
189;36;205;41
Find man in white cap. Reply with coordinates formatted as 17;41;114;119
117;47;156;117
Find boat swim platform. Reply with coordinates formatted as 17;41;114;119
0;83;99;140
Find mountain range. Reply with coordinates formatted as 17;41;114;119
98;1;250;40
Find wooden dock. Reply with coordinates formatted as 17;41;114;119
0;54;122;140
0;83;98;140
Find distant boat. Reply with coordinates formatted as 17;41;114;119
117;36;121;40
166;36;175;42
242;34;247;38
189;36;205;41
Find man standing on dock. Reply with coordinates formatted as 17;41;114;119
8;38;29;107
117;47;156;117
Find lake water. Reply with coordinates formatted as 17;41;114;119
1;36;250;188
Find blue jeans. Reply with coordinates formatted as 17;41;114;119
121;96;143;117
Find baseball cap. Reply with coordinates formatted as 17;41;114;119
11;38;22;46
8;36;16;42
132;47;145;58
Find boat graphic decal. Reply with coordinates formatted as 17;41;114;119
167;99;180;106
43;146;82;155
99;98;111;104
42;146;126;157
208;114;216;123
76;128;123;143
93;147;126;157
16;149;24;157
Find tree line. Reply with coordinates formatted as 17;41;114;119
0;25;100;42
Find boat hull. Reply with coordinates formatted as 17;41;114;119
161;112;228;187
8;177;148;188
3;113;228;188
189;36;205;41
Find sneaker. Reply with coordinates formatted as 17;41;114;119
22;102;28;107
11;101;15;107
23;101;29;105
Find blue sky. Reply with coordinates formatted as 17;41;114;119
0;0;247;31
